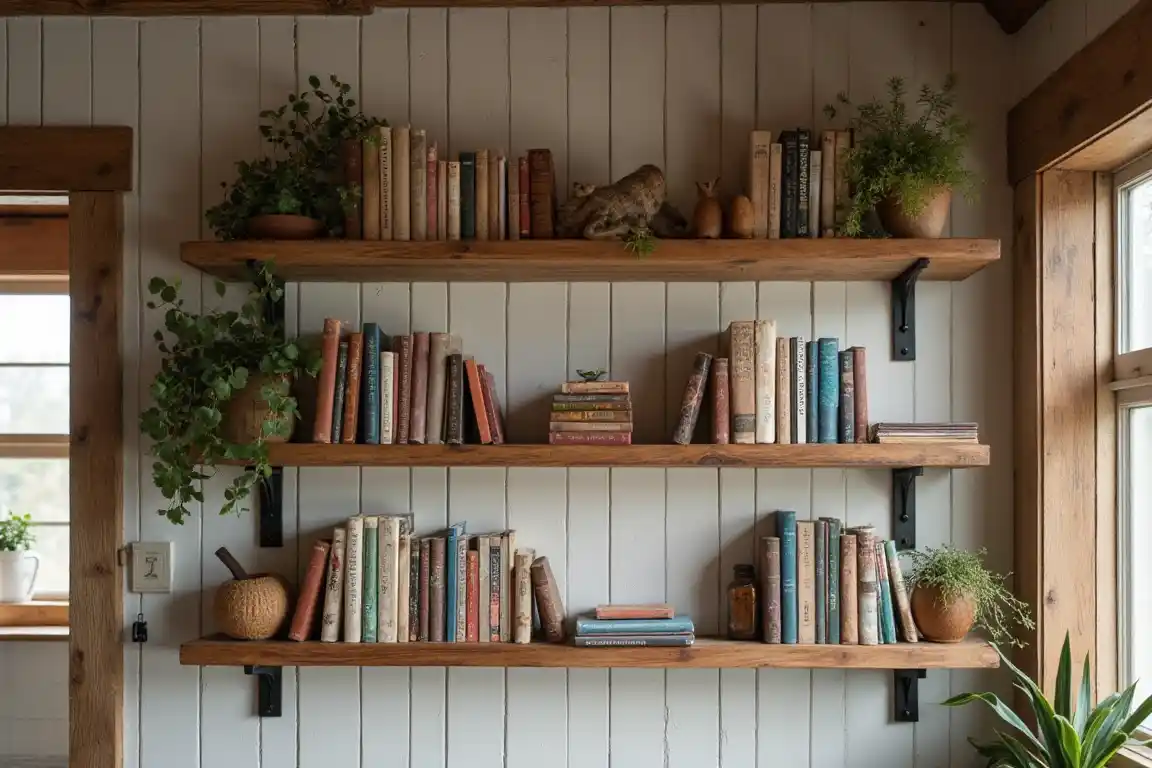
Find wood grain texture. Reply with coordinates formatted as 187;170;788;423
0;626;70;641
180;635;999;669
0;434;69;458
181;238;1000;282
0;127;132;191
0;601;69;627
0;216;69;278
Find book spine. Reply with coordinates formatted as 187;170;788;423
781;131;799;238
514;550;534;643
560;381;630;394
410;129;426;240
448;160;462;241
856;528;879;645
796;129;810;237
672;352;712;445
711;357;730;444
446;353;464;444
455;534;468;642
814;519;825;644
500;532;514;642
394;126;411;241
819;130;836;236
341;333;364;443
380;127;393;240
762;536;781;643
808;149;822;239
360;134;379;240
518;157;531;238
475;149;490;240
320;528;346;642
477;536;491;643
552;401;632;411
528;149;556;238
793;336;807;445
466;550;479;642
768;143;783;239
817;338;839;444
574;635;695;648
409;536;420;642
395;335;413;444
575;616;695;635
438;159;448;240
313;318;342;443
841;534;859;644
775;336;791;444
380;351;395;444
778;511;797;644
445;527;459;642
549;422;632;432
465;358;493;443
409;332;430;444
754;319;777;444
885;540;918;643
343;517;364;643
418;538;431;641
342;139;363;239
397;534;411;643
379;517;400;643
852;346;868;442
425;333;451;445
877;542;897;644
288;539;331;641
360;325;380;444
594;604;675;620
531;556;566;643
508;157;520;240
489;153;502;240
838;350;855;444
330;341;349;444
728;321;756;444
427;144;438;242
479;367;505;444
428;537;446;642
362;517;379;642
550;410;632;423
805;340;819;443
459;152;476;239
824;518;842;644
489;541;502;642
750;130;772;238
548;432;633;445
834;131;851;231
797;520;815;643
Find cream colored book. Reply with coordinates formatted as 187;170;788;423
513;548;535;644
754;320;777;444
379;126;394;241
362;134;381;240
834;130;851;231
397;533;411;643
728;321;756;444
320;527;346;643
490;153;503;240
808;150;822;239
508;160;520;241
394;126;411;241
343;516;364;643
854;526;879;646
796;520;816;644
775;336;791;444
819;130;836;236
411;129;427;241
378;516;401;643
380;351;395;445
768;143;783;239
437;159;448;241
475;149;490;240
447;161;461;241
749;130;772;238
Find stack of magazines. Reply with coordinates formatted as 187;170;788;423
869;422;979;444
574;604;695;647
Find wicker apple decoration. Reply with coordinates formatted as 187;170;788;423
212;547;289;640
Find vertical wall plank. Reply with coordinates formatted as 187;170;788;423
756;4;810;133
42;18;90;125
609;6;664;178
665;6;719;214
0;20;8;126
410;10;447;151
361;9;410;125
719;7;756;210
8;18;42;124
567;8;610;188
507;285;567;443
449;9;510;155
612;284;664;442
510;8;567;198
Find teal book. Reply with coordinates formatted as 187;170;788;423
330;340;349;444
877;541;897;643
805;340;819;443
817;338;839;443
360;323;381;444
822;517;842;644
444;522;465;642
815;519;826;643
459;152;476;239
361;518;379;643
778;510;798;644
575;616;695;636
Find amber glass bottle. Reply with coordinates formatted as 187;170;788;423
727;564;758;640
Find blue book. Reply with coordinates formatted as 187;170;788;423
459;152;477;239
444;522;465;642
575;616;695;636
805;340;819;443
878;541;897;643
360;323;381;444
778;510;798;644
814;519;826;644
822;517;842;644
817;338;839;443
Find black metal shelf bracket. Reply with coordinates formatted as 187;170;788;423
256;466;284;549
892;466;923;552
894;669;927;722
891;257;930;361
244;665;283;718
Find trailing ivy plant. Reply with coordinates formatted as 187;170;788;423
206;74;386;240
0;512;34;552
825;74;976;237
140;263;320;524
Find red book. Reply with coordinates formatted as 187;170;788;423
478;366;505;445
341;332;364;444
395;335;413;444
429;537;446;643
427;145;439;242
595;603;675;620
528;149;555;238
466;550;479;642
418;538;431;641
409;332;430;444
548;431;632;445
288;539;331;641
852;346;868;443
464;358;493;444
712;357;730;444
518;157;530;238
312;318;342;443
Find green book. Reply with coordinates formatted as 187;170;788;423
330;340;350;444
362;517;379;642
821;517;842;644
877;540;897;644
814;519;826;643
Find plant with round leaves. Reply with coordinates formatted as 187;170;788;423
0;512;34;552
139;263;320;524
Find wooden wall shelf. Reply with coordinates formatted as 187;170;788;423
223;443;990;469
180;238;1000;283
180;635;999;670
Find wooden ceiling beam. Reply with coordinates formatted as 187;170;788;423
0;127;132;192
980;0;1048;34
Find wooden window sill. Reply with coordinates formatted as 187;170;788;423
0;601;68;627
0;626;67;641
1113;746;1152;768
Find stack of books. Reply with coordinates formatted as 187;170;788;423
312;320;505;445
287;518;567;644
870;422;979;444
549;380;632;445
574;604;695;647
759;513;918;645
747;128;851;239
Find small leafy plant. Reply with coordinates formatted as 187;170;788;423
0;513;34;552
140;263;320;524
825;74;976;236
206;74;386;240
624;226;656;257
945;633;1152;767
905;544;1033;647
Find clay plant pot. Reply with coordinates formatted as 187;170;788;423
221;374;295;446
246;214;324;240
876;186;952;238
910;585;976;643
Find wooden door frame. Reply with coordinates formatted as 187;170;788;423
0;125;133;768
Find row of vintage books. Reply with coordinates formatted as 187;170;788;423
288;515;567;644
342;126;556;241
312;320;506;445
549;380;633;445
748;128;851;239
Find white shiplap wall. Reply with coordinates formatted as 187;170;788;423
0;5;1017;766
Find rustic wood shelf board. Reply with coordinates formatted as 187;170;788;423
222;443;990;469
180;635;998;669
181;239;1000;283
0;626;69;642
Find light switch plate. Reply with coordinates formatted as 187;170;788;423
130;542;174;594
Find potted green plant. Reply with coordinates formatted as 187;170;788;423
945;633;1152;767
0;513;40;603
904;544;1033;645
825;74;976;238
206;74;385;241
139;263;320;524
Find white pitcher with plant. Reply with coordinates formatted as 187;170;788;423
0;513;39;603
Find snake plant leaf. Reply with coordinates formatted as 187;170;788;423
1055;715;1081;767
1119;689;1152;737
943;692;1047;758
1074;653;1092;736
1085;731;1129;768
1085;684;1135;763
1055;635;1073;720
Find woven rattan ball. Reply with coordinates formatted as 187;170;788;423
213;574;289;640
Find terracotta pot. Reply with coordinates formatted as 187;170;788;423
213;573;290;640
221;374;295;445
876;186;952;238
911;585;975;643
246;214;324;240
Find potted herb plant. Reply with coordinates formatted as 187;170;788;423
904;544;1033;645
0;513;39;603
825;74;976;238
139;263;320;524
206;74;385;241
945;633;1152;767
